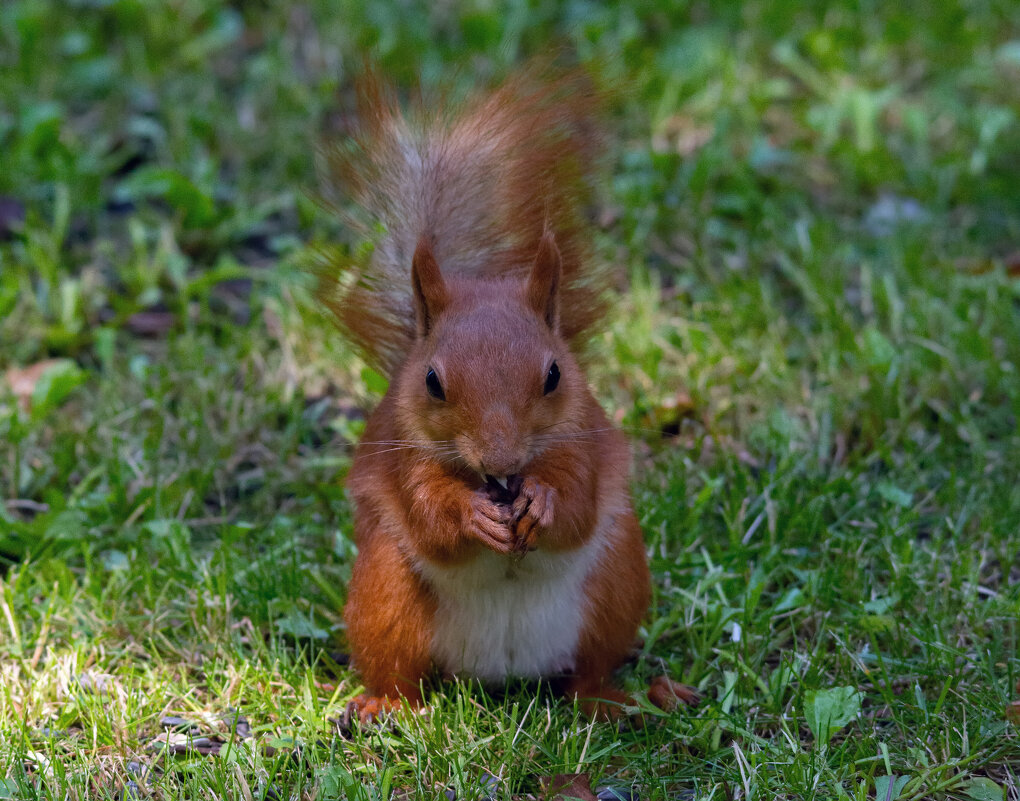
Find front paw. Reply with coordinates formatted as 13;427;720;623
511;476;556;550
465;493;515;554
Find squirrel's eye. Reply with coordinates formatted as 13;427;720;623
543;361;560;395
425;367;446;401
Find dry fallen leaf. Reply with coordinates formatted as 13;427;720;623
652;114;714;156
4;359;63;412
539;773;598;801
1004;251;1020;277
1008;678;1020;723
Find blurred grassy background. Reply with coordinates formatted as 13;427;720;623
0;1;1018;798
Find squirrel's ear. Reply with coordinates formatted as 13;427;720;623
526;230;561;332
412;237;448;337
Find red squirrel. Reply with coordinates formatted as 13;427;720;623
321;69;696;721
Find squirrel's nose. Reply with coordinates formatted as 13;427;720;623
479;408;522;476
480;451;520;480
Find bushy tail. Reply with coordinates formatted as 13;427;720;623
318;66;609;377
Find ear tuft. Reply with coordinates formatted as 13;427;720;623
412;237;448;337
526;230;561;331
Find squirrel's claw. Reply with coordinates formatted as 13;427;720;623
512;476;556;549
344;695;398;726
647;676;701;710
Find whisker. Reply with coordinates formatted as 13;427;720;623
619;425;691;438
389;400;443;426
530;428;614;442
532;419;578;434
357;445;424;457
531;430;610;437
357;439;456;446
355;440;467;467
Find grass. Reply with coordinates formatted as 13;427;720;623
1;0;1019;798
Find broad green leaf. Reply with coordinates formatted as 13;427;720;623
805;686;862;744
275;610;329;640
877;482;912;508
30;359;86;421
360;366;389;396
874;775;910;801
962;778;1004;801
118;167;218;227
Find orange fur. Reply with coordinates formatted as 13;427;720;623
327;67;654;718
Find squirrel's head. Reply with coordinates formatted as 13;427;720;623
393;231;587;485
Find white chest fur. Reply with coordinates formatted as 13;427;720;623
415;529;609;683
